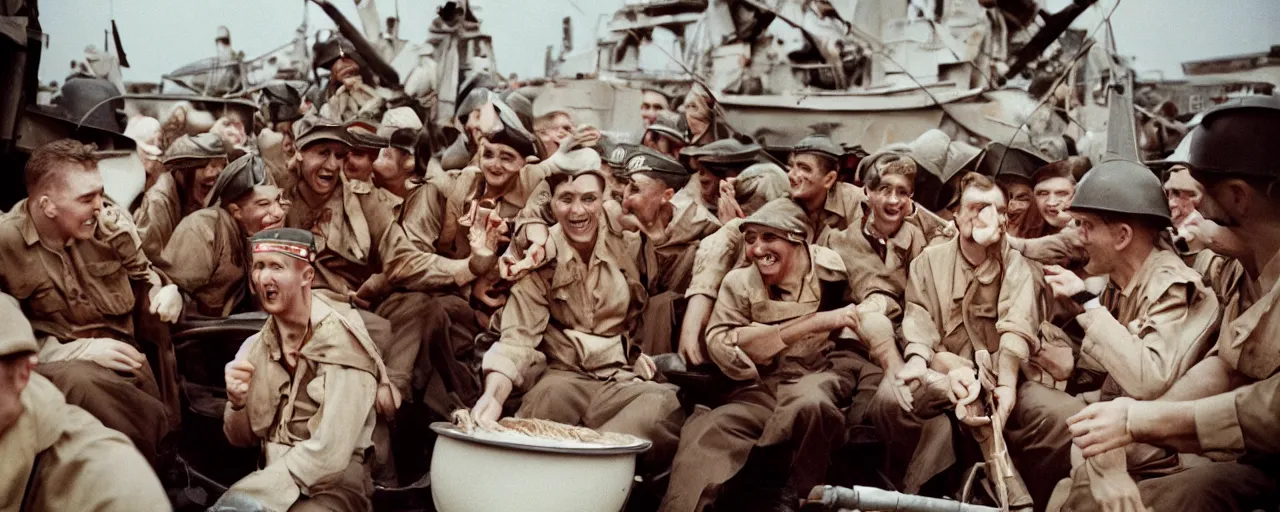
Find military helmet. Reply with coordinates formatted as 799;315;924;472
1188;95;1280;178
738;198;810;243
1069;158;1171;225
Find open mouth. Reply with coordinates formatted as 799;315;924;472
262;286;280;302
315;169;337;188
566;216;591;233
83;217;97;229
756;254;778;268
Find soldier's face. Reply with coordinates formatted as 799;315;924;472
956;186;1007;246
869;173;914;230
40;165;105;241
744;225;800;284
0;354;36;436
1004;181;1033;219
300;141;349;197
1035;177;1075;228
643;133;684;159
621;174;674;227
641;91;670;126
551;175;604;247
1074;212;1127;276
479;139;525;191
344;148;377;182
373;148;411;189
1163;168;1204;226
192;158;227;205
788;153;836;205
231;185;285;235
251;252;313;315
695;166;721;205
536;113;574;154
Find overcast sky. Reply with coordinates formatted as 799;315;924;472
37;0;1280;86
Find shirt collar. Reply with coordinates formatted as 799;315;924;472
1122;248;1164;298
14;200;39;246
1259;249;1280;293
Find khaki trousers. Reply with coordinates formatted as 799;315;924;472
37;359;169;466
517;369;686;475
660;351;881;512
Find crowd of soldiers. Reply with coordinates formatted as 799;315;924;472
1;52;1279;512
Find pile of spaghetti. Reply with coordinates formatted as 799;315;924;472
450;410;644;448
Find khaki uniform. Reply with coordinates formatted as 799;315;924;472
483;222;684;472
0;200;171;462
1183;248;1248;306
868;238;1041;502
635;201;721;355
156;207;250;317
661;245;882;512
284;176;426;399
1026;249;1222;508
376;162;561;416
1010;227;1089;268
134;172;202;260
220;293;384;512
1;374;168;512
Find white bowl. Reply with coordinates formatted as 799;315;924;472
429;422;651;512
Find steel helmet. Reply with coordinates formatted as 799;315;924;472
1069;158;1171;225
1188;95;1280;178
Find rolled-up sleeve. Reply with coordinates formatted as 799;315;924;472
382;183;477;290
704;271;770;381
483;271;552;389
685;221;744;300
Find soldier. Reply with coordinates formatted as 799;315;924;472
870;173;1040;508
134;132;229;259
372;128;422;199
1062;95;1280;511
0;293;168;512
1007;157;1093;268
643;110;688;160
1160;146;1249;304
215;228;391;512
1031;159;1221;509
379;100;596;418
257;82;305;191
660;199;896;511
343;121;385;183
616;146;721;355
470;167;685;475
677;136;777;222
157;154;285;317
641;88;671;126
0;139;183;464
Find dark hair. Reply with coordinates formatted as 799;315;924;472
25;139;99;193
865;158;918;191
1093;210;1167;234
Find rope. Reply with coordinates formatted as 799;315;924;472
450;410;642;447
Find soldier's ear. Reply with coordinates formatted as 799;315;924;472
36;196;56;219
226;202;242;221
821;168;839;189
1114;223;1134;251
300;264;315;286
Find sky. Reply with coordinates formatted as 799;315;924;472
36;0;1280;86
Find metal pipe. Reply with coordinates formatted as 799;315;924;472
808;485;1001;512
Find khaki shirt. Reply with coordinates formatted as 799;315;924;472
1;374;167;512
1183;248;1248;308
1079;249;1221;400
640;201;721;295
285;177;401;296
686;189;903;318
1212;251;1280;380
1194;368;1280;455
157;207;248;317
383;162;555;292
483;222;647;389
901;238;1041;364
0;200;165;353
1010;226;1089;267
705;244;850;381
223;293;383;511
134;172;202;260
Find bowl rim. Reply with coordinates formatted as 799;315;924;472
430;422;653;456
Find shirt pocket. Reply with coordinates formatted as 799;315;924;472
26;286;68;317
83;259;135;316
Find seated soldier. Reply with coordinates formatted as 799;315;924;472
134;132;229;259
320;57;388;123
1163;161;1248;303
470;167;686;475
215;228;392;512
0;139;184;465
854;129;960;241
871;173;1040;509
643;111;688;160
372;128;422;199
1006;157;1092;268
257;82;304;191
1052;96;1280;511
616;146;721;355
379;99;597;418
158;154;285;317
677;136;777;222
344;121;384;183
661;199;896;512
0;293;168;512
1029;160;1221;508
